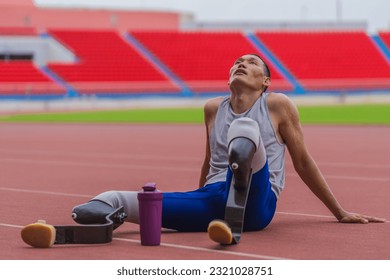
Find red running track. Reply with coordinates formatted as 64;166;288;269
0;123;389;260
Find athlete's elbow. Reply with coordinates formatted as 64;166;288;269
293;156;314;175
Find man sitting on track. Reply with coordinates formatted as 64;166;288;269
22;54;386;247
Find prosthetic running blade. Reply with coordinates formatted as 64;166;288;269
208;136;255;245
21;207;126;248
224;172;252;244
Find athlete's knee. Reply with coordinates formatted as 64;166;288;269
72;190;126;225
228;117;260;148
228;117;266;173
86;190;139;224
92;190;123;208
72;200;116;225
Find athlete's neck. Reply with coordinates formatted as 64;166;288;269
229;91;262;114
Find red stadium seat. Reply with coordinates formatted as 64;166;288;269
130;30;293;93
2;29;389;96
0;61;65;95
0;27;37;36
47;29;180;94
256;30;390;91
378;31;390;50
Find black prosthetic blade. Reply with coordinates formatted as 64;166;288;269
54;206;125;245
224;174;252;244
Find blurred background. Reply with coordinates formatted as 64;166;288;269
1;0;390;111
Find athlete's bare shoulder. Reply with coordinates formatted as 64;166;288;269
203;96;223;120
267;92;298;120
203;96;224;133
266;92;301;143
267;92;294;107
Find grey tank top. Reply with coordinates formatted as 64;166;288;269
205;93;286;198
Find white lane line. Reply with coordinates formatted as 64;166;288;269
0;223;23;229
2;186;388;223
0;222;288;260
276;211;390;223
1;148;389;169
316;161;390;169
0;187;93;198
276;211;334;219
0;149;200;163
0;158;198;172
114;237;288;260
286;172;390;182
1;157;389;181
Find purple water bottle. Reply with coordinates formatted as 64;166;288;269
137;182;163;246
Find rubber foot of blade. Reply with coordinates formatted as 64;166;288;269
21;220;56;248
207;219;233;245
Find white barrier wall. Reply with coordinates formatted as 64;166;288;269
0;35;76;66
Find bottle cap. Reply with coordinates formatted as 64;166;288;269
142;182;157;192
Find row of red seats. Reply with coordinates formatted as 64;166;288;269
46;29;179;94
0;61;65;94
379;32;390;49
130;31;292;93
0;27;37;36
256;31;390;90
1;29;390;95
0;62;49;82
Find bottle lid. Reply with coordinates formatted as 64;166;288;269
142;182;157;192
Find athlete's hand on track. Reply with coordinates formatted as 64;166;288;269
339;212;386;224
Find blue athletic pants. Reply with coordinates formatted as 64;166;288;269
162;161;277;232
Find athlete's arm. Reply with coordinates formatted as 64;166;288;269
272;94;385;223
198;129;211;188
198;97;222;188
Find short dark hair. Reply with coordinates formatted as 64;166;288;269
250;54;271;92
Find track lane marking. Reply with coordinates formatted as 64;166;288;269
0;222;288;260
0;148;389;169
1;158;389;181
0;158;198;172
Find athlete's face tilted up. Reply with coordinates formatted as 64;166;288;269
228;54;271;93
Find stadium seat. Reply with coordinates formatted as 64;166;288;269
256;30;390;91
0;27;37;36
2;28;390;97
378;31;390;51
0;61;65;95
47;29;180;95
130;30;293;93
